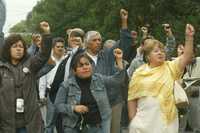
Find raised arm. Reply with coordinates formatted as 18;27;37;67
163;24;176;60
179;24;195;71
118;9;134;62
30;21;52;73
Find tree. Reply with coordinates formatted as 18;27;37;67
10;0;200;55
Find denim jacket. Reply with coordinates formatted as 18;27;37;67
55;70;128;132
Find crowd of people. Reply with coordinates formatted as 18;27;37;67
0;1;200;133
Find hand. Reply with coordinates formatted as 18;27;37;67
120;9;128;20
74;105;89;114
40;21;50;34
136;46;143;56
114;48;123;59
185;24;195;37
39;98;47;106
114;48;124;69
141;26;148;34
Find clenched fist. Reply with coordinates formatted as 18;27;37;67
40;21;50;34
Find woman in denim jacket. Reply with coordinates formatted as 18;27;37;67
55;50;128;133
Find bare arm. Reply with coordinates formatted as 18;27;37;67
179;24;195;72
30;21;52;74
128;99;137;121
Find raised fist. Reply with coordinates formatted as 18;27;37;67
141;26;148;34
114;48;123;59
40;21;50;34
185;24;195;37
120;9;128;20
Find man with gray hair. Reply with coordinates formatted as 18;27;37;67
83;11;131;132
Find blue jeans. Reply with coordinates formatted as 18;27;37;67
16;127;27;133
45;96;58;133
45;95;63;133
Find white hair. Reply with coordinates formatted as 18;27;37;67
85;31;102;45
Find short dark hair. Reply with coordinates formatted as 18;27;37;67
141;35;154;46
71;53;91;71
70;31;84;42
1;34;27;63
52;37;65;47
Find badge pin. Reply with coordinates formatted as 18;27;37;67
23;67;30;73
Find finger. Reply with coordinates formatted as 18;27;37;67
186;24;194;34
188;24;194;32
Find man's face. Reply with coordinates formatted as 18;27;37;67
32;34;42;48
68;36;82;48
52;42;65;58
87;35;102;55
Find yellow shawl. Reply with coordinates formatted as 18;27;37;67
128;58;183;124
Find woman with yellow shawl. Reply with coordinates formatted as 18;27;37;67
128;24;195;133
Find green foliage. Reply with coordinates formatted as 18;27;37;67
9;20;28;33
10;0;200;55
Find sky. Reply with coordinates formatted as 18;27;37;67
3;0;40;34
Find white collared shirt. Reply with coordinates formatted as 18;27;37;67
39;55;64;99
64;46;79;81
86;52;98;66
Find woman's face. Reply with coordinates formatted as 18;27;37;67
10;40;25;62
74;57;92;79
148;45;166;67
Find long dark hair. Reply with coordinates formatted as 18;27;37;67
1;34;27;63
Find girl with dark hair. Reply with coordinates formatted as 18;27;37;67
0;21;52;133
55;49;128;133
1;34;27;63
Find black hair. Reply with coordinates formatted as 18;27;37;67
69;31;84;42
52;37;65;47
1;34;27;63
140;35;154;46
71;53;91;71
